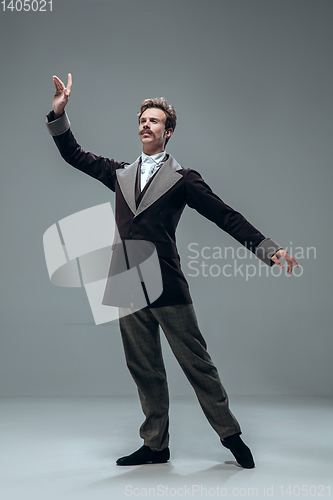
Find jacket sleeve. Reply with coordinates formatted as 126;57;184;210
45;110;126;192
184;169;282;266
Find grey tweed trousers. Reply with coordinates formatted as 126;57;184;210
118;303;241;450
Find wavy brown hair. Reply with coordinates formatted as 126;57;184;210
138;98;177;146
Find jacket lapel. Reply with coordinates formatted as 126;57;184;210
116;155;183;217
116;158;139;215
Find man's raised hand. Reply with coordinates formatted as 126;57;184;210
52;73;72;119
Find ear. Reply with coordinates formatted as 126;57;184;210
164;128;173;138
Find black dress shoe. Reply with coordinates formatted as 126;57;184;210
116;445;170;466
221;434;255;469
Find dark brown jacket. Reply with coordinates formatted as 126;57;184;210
46;111;281;307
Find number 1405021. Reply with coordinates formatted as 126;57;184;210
1;0;52;11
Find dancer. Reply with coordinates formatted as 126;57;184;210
46;74;298;469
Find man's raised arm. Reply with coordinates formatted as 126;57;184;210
45;73;126;192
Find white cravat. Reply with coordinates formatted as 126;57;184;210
140;151;167;190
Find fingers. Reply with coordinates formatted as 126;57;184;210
272;250;299;275
65;73;72;98
52;75;65;93
292;257;299;267
67;73;72;91
286;256;299;274
269;248;301;275
271;255;284;269
52;74;72;99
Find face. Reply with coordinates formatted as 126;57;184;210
138;108;172;153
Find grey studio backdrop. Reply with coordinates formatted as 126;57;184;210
0;0;332;398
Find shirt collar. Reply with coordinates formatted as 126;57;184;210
141;151;166;164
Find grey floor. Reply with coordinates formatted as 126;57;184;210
1;396;332;500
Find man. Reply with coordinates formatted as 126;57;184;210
46;73;298;469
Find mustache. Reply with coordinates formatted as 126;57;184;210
140;129;153;136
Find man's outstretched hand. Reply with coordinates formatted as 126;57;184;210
271;249;299;274
52;73;72;119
